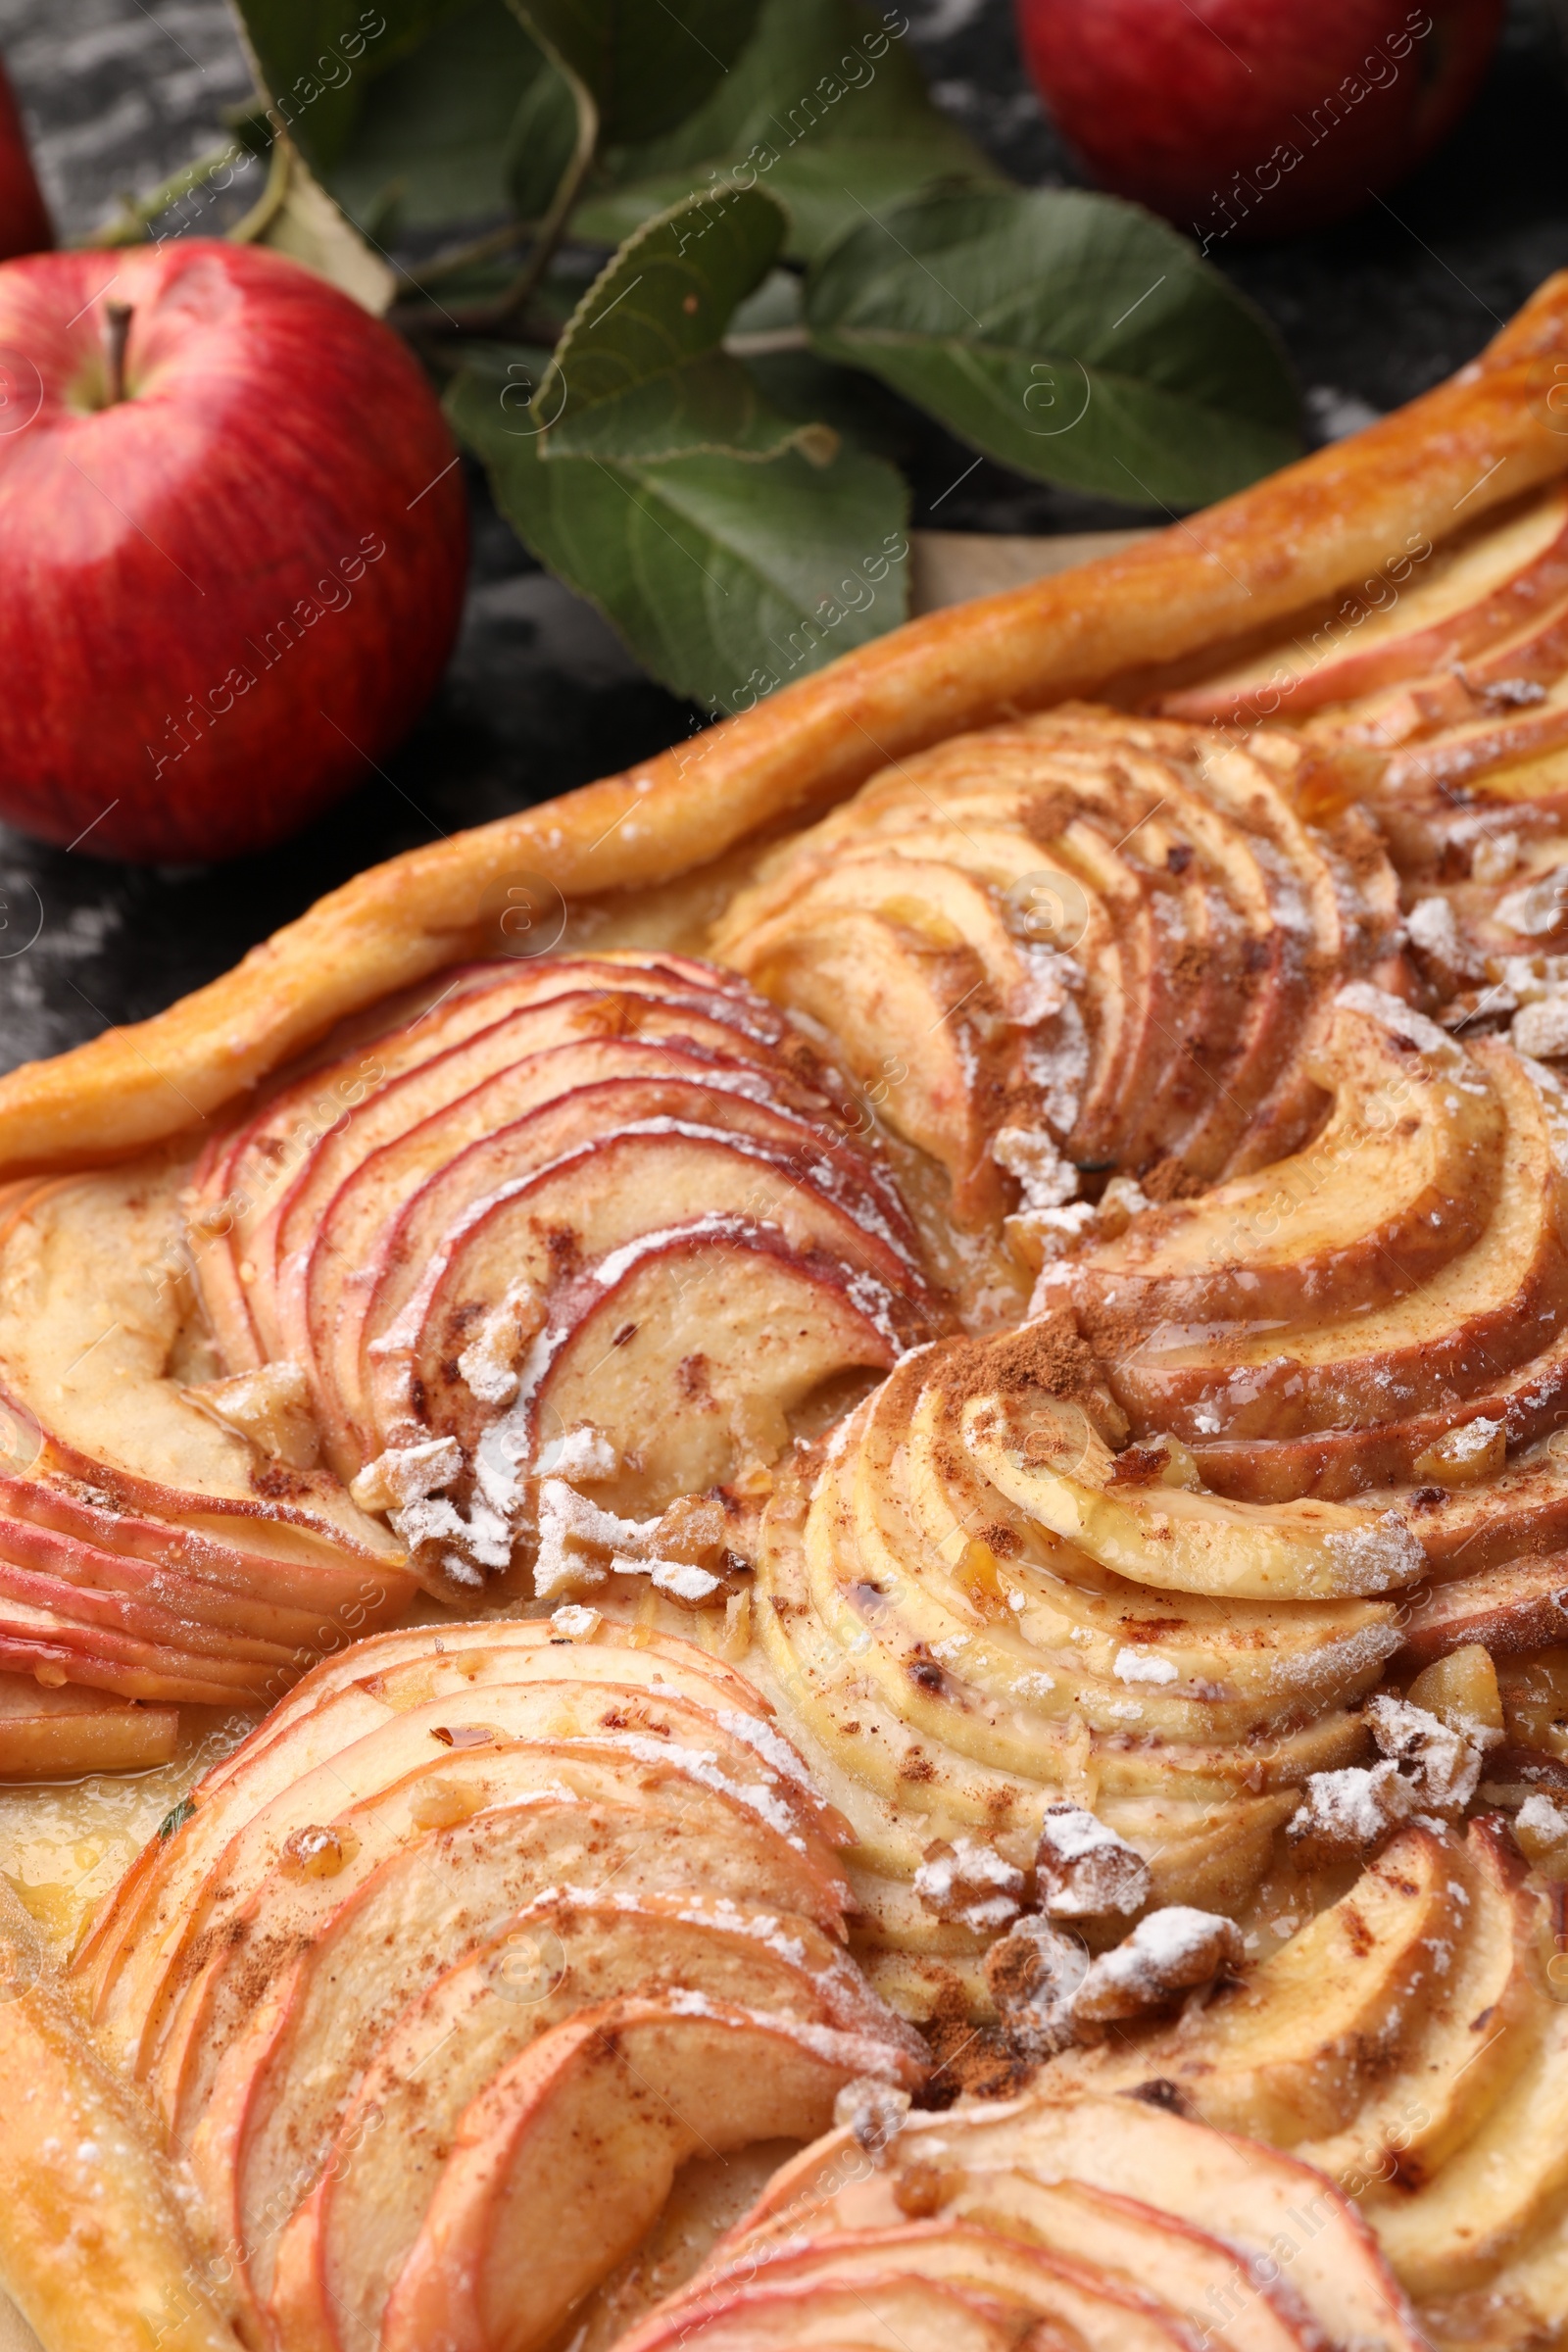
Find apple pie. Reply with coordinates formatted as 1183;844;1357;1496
1;274;1568;2352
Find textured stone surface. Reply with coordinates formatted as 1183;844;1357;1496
0;0;1562;1076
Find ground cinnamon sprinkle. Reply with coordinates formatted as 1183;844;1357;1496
1020;790;1078;848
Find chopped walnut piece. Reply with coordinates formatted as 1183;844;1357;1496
983;1914;1089;2057
1286;1758;1418;1865
182;1360;321;1469
913;1836;1025;1932
1367;1692;1499;1811
1072;1905;1244;2025
1035;1804;1151;1921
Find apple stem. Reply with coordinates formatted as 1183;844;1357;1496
103;301;133;406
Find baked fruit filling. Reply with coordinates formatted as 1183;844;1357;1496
13;456;1568;2348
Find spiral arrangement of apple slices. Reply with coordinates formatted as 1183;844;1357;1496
618;2083;1421;2352
185;950;936;1602
1044;984;1568;1500
1035;1816;1568;2349
0;1165;411;1705
69;1619;923;2352
711;706;1400;1227
1165;479;1568;1067
750;1308;1425;2004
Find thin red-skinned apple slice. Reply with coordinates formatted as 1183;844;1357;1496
471;1226;907;1518
0;1590;303;1705
155;1731;859;2154
191;954;795;1365
273;1890;918;2352
129;1676;849;2096
0;1168;405;1571
735;2092;1423;2352
151;1679;851;2135
188;959;615;1368
1102;1041;1568;1444
622;2219;1199;2352
1158;483;1568;724
382;1126;932;1462
1381;677;1568;799
130;1658;846;2080
74;1620;769;2009
373;1997;912;2352
192;1802;867;2327
261;982;814;1371
1054;994;1502;1333
0;1668;176;1776
337;1061;921;1459
0;1540;307;1672
594;2271;1027;2352
0;1501;368;1657
1462;586;1568;692
0;1463;402;1631
1396;1553;1568;1665
711;2165;1312;2352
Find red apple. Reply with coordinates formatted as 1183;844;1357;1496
0;62;50;262
0;239;466;861
1013;0;1505;242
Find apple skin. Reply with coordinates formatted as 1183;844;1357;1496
0;63;50;262
0;239;466;861
1013;0;1504;241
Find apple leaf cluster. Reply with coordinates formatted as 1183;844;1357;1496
221;0;1301;716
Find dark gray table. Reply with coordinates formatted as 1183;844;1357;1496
0;0;1564;1076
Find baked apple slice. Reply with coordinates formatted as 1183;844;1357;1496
0;1669;176;1776
152;1713;846;2146
72;1618;769;1998
0;1164;406;1573
373;1999;920;2352
367;1123;929;1472
1089;1034;1568;1453
1159;481;1568;724
692;2089;1420;2352
612;2271;1028;2352
713;706;1396;1225
625;2219;1214;2352
319;1052;917;1471
463;1229;913;1532
961;1384;1421;1600
191;1789;861;2326
190;953;808;1370
130;1674;849;2095
260;983;810;1373
1055;992;1502;1333
274;1890;914;2352
82;1623;817;2064
1034;1819;1563;2334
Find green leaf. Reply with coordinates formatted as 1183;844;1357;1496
505;0;762;145
448;354;909;710
804;187;1301;510
573;0;999;263
230;1;468;178
539;186;828;465
325;0;554;230
231;0;568;231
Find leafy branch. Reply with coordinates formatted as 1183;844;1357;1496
104;0;1302;716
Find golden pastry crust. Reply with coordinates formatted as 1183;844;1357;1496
0;272;1564;1180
